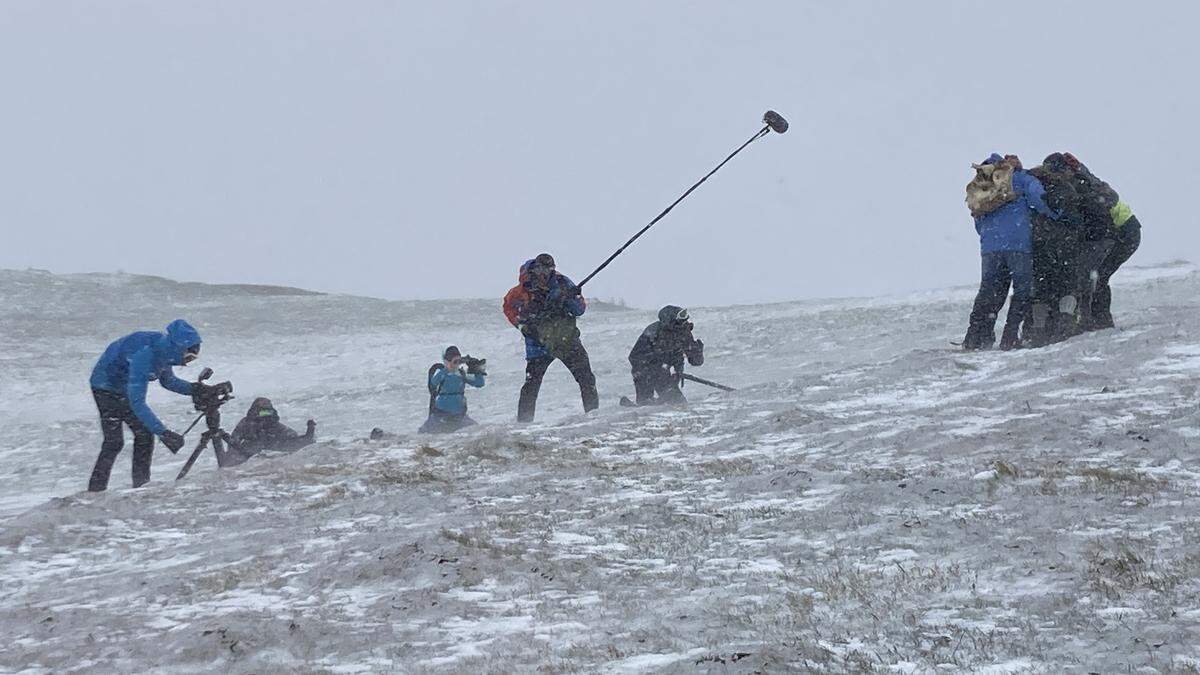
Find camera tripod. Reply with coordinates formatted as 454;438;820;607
175;368;240;481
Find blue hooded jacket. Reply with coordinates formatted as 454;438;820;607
89;319;201;435
429;367;485;415
974;154;1057;253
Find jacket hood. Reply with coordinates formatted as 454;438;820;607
658;305;686;324
166;319;201;349
246;397;278;422
981;153;1004;166
156;319;201;365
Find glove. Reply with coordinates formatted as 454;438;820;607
160;430;185;453
305;420;317;439
563;281;581;298
517;322;539;341
458;365;469;378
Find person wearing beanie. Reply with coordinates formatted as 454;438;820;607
419;345;485;434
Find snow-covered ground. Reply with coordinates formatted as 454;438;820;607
2;263;1199;673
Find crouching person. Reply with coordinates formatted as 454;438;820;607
419;346;485;434
629;305;705;405
229;397;316;462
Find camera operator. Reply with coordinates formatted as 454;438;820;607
419;346;485;434
230;397;316;459
628;305;705;406
87;319;202;491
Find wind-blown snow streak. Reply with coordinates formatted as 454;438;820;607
1;263;1198;672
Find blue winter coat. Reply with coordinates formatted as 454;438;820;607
430;367;485;415
89;319;201;435
974;154;1057;253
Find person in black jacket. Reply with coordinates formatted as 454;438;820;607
1060;153;1120;333
228;397;315;463
628;305;705;405
1025;155;1084;347
1090;201;1142;330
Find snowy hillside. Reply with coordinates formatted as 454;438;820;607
2;264;1199;673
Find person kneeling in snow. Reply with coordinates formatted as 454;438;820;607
419;346;485;434
628;305;705;406
228;398;316;464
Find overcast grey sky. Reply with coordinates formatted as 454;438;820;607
2;1;1197;307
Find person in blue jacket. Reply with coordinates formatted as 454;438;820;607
963;154;1058;350
502;253;599;422
419;346;485;434
87;319;202;491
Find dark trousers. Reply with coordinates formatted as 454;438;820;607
1091;220;1141;330
418;409;476;434
632;364;686;405
1026;220;1082;347
89;389;155;492
964;251;1033;350
1074;238;1117;333
518;340;599;422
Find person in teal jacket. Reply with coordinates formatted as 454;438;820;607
87;319;201;491
419;346;485;434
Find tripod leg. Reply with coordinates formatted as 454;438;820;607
176;434;211;481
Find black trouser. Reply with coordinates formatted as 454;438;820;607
1091;219;1142;330
89;389;155;492
1074;238;1117;333
518;339;599;422
1026;220;1082;347
632;364;685;405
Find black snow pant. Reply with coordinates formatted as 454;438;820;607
1090;219;1142;330
632;364;686;406
964;251;1032;350
518;339;599;422
1074;238;1117;333
89;388;156;492
1025;221;1082;347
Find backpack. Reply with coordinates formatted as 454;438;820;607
965;159;1018;217
427;363;445;414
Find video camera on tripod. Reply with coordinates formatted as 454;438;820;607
191;367;234;412
175;367;240;481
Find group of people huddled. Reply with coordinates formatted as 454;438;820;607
963;152;1141;350
85;253;707;489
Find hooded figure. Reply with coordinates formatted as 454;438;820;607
629;305;705;405
229;397;316;460
502;253;599;421
87;319;202;491
963;153;1058;350
1057;154;1123;332
1024;154;1085;346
